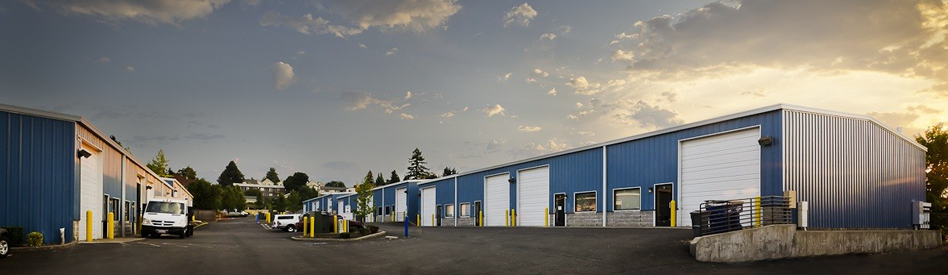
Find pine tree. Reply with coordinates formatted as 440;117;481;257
146;149;171;177
375;172;385;186
442;167;458;176
406;148;432;180
217;160;245;187
265;167;280;183
388;170;401;183
177;166;197;180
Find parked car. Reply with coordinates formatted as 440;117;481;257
272;214;301;232
224;209;249;217
0;227;9;258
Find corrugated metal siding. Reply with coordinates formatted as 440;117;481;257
0;112;77;244
420;178;457;217
456;148;603;215
783;110;925;229
606;111;783;213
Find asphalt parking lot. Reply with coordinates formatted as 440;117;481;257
0;218;945;274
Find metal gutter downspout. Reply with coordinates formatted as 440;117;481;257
454;177;458;227
602;145;607;227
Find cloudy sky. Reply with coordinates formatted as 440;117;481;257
2;0;947;184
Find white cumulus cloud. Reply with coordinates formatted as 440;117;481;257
482;104;506;117
317;0;461;32
272;61;297;90
259;11;363;38
25;0;230;25
504;2;537;27
517;125;542;132
399;113;415;120
567;76;602;95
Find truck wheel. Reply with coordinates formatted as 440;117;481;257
179;229;186;239
0;236;10;258
141;231;148;238
286;225;296;232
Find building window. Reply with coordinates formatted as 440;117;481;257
445;204;455;218
385;206;391;215
460;203;470;217
614;188;641;211
575;192;596;212
377;207;382;215
109;198;121;220
124;201;132;221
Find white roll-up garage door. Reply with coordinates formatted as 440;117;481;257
518;167;549;226
679;127;761;226
78;144;101;240
421;187;436;226
485;174;510;226
337;199;344;217
395;188;407;222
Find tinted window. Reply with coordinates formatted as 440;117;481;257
145;202;184;214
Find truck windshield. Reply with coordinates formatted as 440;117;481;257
146;202;184;214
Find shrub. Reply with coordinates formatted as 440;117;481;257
358;228;370;236
339;232;350;239
27;231;43;247
367;225;379;234
3;227;24;247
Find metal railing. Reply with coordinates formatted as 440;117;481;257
692;196;792;237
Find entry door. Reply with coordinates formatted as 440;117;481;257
421;187;436;226
554;194;566;226
337;199;344;217
679;128;761;226
78;143;102;240
655;185;673;226
484;174;510;226
436;205;442;226
395;188;407;222
518;167;550;226
474;201;482;226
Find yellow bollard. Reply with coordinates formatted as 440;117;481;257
431;214;434;227
303;217;308;236
479;211;484;227
333;215;338;233
544;207;549;227
107;212;114;239
505;209;509;227
86;210;93;242
512;209;516;227
266;212;271;224
416;214;420;227
753;197;761;228
310;217;315;238
670;201;677;227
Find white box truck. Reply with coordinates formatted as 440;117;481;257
141;198;193;239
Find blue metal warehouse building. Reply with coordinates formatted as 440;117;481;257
369;180;423;223
0;104;192;244
412;104;925;229
303;192;353;215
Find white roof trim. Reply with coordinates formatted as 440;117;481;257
370;180;425;191
434;103;927;181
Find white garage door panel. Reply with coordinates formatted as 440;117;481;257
518;167;549;227
485;174;510;226
421;187;436;226
680;128;761;227
395;188;407;222
78;145;101;240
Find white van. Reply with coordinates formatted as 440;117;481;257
272;214;301;232
142;198;192;238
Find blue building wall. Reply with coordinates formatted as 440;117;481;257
377;181;420;222
606;110;783;212
419;178;457;217
0;112;77;243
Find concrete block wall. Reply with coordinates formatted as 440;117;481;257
690;224;944;263
606;211;653;227
457;217;476;226
566;212;601;227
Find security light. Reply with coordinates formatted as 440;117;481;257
508;177;516;184
758;136;774;146
77;149;92;159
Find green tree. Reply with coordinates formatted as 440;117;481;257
217;161;245;187
186;179;222;210
273;193;288;212
220;186;246;210
388;170;401;183
442;167;458;176
177;166;198;180
147;149;171;177
406;148;432;180
255;192;265;209
283;172;310;192
325;181;346;188
375;172;385;186
355;171;376;222
298;186;319;202
287;190;302;212
916;124;948;233
265;167;280;183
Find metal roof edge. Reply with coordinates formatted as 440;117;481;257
371;180;426;191
779;104;928;151
0;103;83;122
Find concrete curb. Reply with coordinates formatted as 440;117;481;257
78;238;146;244
10;240;78;251
290;231;387;242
